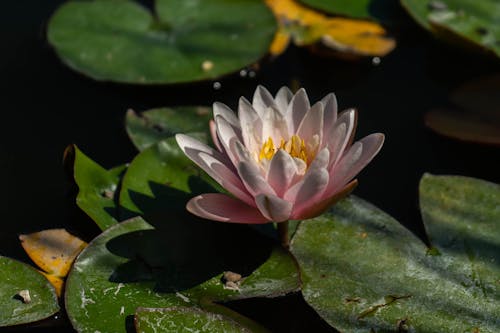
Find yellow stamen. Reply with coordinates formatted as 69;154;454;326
259;135;308;164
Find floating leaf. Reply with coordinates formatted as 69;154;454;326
291;175;499;332
401;0;500;58
424;74;500;146
65;217;299;332
125;107;211;151
118;138;220;218
134;307;253;333
47;0;276;84
0;256;59;327
19;229;87;297
266;0;395;57
67;145;126;230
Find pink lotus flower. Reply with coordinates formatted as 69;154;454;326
176;86;384;224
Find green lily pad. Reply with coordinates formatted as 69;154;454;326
401;0;500;58
125;107;212;151
299;0;372;19
134;307;251;333
65;217;299;332
291;175;500;332
47;0;276;84
118;137;220;218
68;145;126;230
0;256;59;327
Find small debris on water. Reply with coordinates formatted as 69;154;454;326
213;81;222;90
372;57;381;66
428;1;447;11
239;69;248;77
222;271;243;291
17;290;31;304
202;60;214;71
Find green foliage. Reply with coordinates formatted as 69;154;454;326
291;174;499;332
47;0;276;84
0;256;59;327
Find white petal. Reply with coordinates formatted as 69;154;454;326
321;93;338;135
209;120;223;152
215;115;242;167
266;149;298;197
261;105;289;144
297;101;324;151
286;88;310;133
255;194;292;222
252;85;277;118
239;97;262;154
275;86;293;113
330;133;384;191
285;168;329;207
237;161;276;197
213;102;240;130
309;148;330;171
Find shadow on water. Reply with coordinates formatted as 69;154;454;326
105;178;273;293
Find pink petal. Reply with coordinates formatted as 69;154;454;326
238;97;263;153
329;133;384;192
297;101;324;147
209;120;223;152
187;194;268;224
308;148;330;171
255;194;292;222
266;149;298;197
215;115;242;167
275;86;293;112
284;167;329;206
261;105;289;144
293;179;357;220
286;88;310;133
213;102;240;130
328;108;357;168
321;93;338;135
176;133;228;167
237;161;276;197
252;85;277;118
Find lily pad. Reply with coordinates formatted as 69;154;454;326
291;175;500;332
0;256;59;327
267;0;395;58
125;107;211;151
401;0;500;58
299;0;372;19
47;0;276;84
118;138;220;218
68;145;126;230
134;307;251;333
65;217;299;332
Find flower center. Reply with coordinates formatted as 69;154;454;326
259;135;308;164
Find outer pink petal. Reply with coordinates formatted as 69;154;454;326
209;120;223;152
237;161;276;197
252;85;277;118
329;133;384;193
321;93;338;136
176;133;229;167
266;149;298;197
255;194;292;222
275;86;293;113
286;88;310;133
328;108;357;168
215;115;242;167
187;193;268;224
213;102;240;130
287;168;329;217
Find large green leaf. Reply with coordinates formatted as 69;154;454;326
291;175;499;332
299;0;372;19
0;256;59;327
65;217;299;332
118;137;220;218
125;107;212;151
47;0;276;84
69;145;126;230
401;0;500;58
134;307;252;333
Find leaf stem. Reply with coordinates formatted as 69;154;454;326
277;221;289;249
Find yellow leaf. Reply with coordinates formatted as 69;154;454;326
19;229;87;296
266;0;395;57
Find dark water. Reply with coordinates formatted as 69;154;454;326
2;1;499;332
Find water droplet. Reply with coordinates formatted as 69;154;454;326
248;70;256;78
372;57;381;66
213;81;222;90
239;69;248;77
201;60;214;71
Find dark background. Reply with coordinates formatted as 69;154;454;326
2;1;499;332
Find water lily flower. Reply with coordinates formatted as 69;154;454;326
176;86;384;225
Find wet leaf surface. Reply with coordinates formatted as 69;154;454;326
291;174;499;332
125;107;212;151
0;256;59;327
19;229;87;296
47;0;276;84
65;217;299;332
